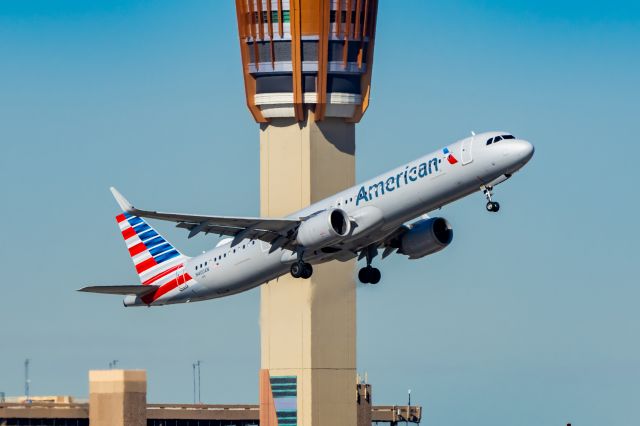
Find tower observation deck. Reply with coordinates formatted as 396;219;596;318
235;0;378;123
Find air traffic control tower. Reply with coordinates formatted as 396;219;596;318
235;1;378;425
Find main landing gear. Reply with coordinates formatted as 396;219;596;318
290;248;313;279
359;266;381;284
290;261;313;279
482;185;500;213
358;246;381;284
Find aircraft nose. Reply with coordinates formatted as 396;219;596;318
512;139;534;164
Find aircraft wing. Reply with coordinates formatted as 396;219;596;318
78;285;159;296
110;187;300;246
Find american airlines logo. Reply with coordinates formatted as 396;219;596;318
356;149;453;206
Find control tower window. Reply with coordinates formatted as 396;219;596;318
254;11;290;24
273;41;292;62
302;41;318;62
329;10;361;25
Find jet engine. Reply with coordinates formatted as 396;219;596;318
296;208;351;248
398;217;453;259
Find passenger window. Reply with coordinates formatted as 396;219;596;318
486;138;493;145
205;262;207;266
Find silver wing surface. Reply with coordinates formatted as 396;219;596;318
110;187;300;248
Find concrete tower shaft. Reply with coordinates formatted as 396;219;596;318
235;0;379;122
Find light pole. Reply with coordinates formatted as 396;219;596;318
192;361;202;404
407;389;411;426
24;359;30;402
192;363;196;404
197;361;201;403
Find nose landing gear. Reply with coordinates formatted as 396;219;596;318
482;185;500;213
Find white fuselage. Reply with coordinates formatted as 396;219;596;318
125;131;533;306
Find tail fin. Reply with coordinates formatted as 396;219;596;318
115;212;189;285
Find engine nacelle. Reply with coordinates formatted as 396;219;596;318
398;217;453;259
296;208;351;248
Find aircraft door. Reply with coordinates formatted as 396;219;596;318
461;137;474;165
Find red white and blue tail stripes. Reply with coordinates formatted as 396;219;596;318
116;212;193;304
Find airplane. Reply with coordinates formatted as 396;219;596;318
79;131;534;307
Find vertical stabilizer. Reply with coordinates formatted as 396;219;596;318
115;212;189;286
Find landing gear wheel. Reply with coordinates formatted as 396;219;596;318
486;201;500;212
301;263;313;279
359;266;381;284
369;268;381;284
358;267;371;284
290;262;303;278
291;262;313;279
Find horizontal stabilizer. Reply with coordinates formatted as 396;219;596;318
78;285;159;296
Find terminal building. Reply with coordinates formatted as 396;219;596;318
0;370;422;426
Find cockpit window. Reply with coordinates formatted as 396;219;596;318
487;134;516;146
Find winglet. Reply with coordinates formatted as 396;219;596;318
110;187;134;213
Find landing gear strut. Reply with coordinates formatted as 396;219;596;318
358;246;381;284
482;185;500;213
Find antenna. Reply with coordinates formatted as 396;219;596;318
471;131;476;136
24;359;30;402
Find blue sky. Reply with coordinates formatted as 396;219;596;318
0;1;638;425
